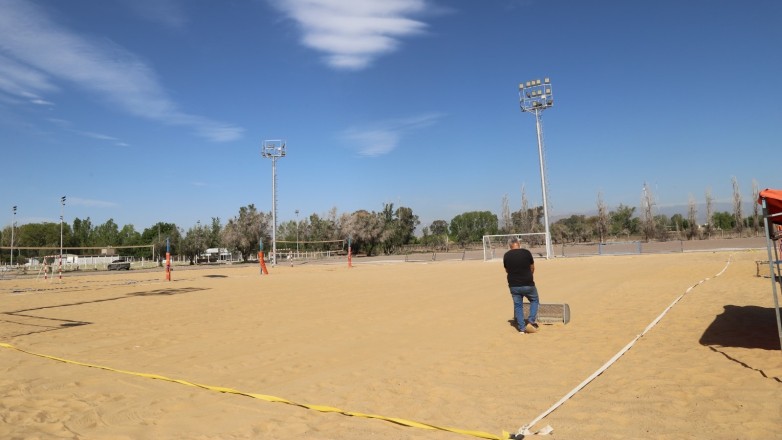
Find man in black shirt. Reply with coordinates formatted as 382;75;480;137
503;237;540;334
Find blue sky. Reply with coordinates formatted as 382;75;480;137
1;0;780;233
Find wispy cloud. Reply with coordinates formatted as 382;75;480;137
0;0;243;142
69;197;119;208
271;0;430;70
76;130;132;147
0;53;58;105
118;0;188;29
342;112;442;156
47;118;128;147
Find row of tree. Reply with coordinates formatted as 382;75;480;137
0;203;422;264
0;179;768;264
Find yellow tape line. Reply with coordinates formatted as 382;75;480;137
0;342;508;439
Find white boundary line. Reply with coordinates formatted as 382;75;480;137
518;256;733;437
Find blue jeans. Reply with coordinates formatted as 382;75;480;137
510;286;539;332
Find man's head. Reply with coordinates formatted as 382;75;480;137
508;237;521;249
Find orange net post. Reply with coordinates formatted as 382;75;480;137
165;237;171;281
165;252;171;281
258;251;269;275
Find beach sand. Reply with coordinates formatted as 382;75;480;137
1;250;780;439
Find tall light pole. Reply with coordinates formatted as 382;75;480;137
60;196;66;279
10;206;16;267
519;77;554;259
262;139;286;266
196;220;201;263
295;209;299;257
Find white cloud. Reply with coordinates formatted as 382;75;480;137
46;118;129;146
78;131;120;142
342;112;442;156
69;197;119;208
118;0;188;29
0;53;58;104
343;128;400;156
271;0;430;70
0;0;243;142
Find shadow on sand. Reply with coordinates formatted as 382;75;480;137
699;305;780;351
700;305;781;382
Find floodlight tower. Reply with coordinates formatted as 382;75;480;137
10;205;16;267
519;77;554;259
261;140;286;266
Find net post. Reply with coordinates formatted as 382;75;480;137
347;238;353;268
258;241;269;275
165;237;171;281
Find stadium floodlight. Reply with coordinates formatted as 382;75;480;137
519;78;554;259
262;140;286;266
10;205;16;267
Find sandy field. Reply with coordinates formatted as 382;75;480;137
1;250;780;439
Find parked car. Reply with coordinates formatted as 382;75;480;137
108;258;131;271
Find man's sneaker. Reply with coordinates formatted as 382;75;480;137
525;323;538;334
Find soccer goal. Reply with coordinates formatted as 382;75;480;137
482;233;548;261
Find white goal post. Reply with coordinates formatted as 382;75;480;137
482;233;548;261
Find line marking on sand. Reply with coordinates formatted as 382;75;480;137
0;342;510;440
516;256;733;437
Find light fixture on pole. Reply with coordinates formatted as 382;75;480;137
261;139;286;266
519;78;554;259
60;196;66;279
295;209;299;258
10;205;16;267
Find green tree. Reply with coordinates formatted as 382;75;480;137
449;211;498;245
550;221;568;245
118;224;145;257
712;211;734;230
654;214;670;241
670;213;686;233
221;204;270;261
277;219;298;250
511;206;544;233
16;222;70;259
93;219;120;247
559;215;593;243
182;222;210;264
18;222;60;247
71;217;94;249
141;222;180;261
421;219;449;249
380;204;420;254
340;210;385;256
209;217;222;248
307;208;340;251
429;220;448;236
610;204;639;237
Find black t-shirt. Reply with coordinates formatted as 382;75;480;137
503;248;535;287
